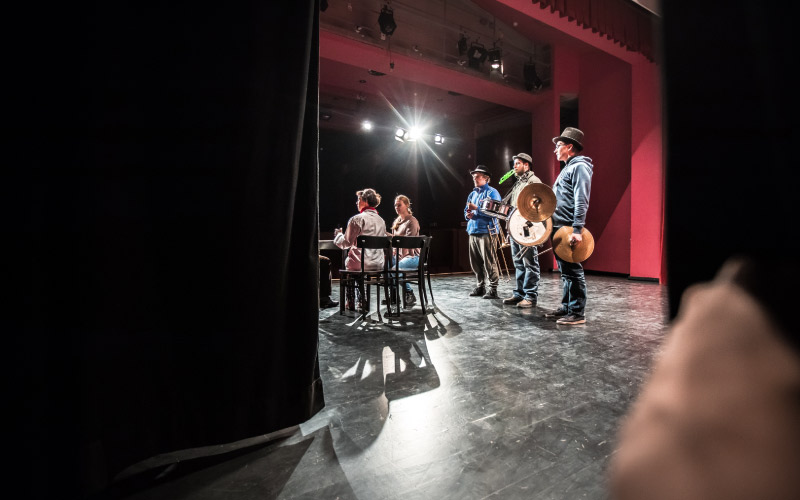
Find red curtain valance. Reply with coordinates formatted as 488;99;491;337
533;0;658;62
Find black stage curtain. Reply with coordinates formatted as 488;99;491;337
13;2;324;498
661;1;797;348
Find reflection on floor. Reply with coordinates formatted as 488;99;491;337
119;271;669;500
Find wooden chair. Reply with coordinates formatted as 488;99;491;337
422;235;435;307
390;235;434;313
338;235;394;320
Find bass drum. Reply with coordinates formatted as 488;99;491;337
507;209;552;246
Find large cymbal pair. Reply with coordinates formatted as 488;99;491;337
514;183;594;262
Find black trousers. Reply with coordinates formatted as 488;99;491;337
319;255;332;298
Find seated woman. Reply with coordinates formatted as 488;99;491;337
334;188;386;309
388;194;421;308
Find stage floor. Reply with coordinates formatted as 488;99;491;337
122;271;669;500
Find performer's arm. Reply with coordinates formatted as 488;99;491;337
571;164;592;234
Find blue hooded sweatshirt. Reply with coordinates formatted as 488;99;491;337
552;155;593;233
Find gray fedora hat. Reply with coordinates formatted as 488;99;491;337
470;165;491;176
512;152;533;163
552;127;584;151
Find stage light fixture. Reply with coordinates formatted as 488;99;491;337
488;47;502;69
523;61;544;91
434;134;444;145
395;127;408;142
378;5;397;39
467;42;487;70
457;34;468;55
362;121;373;131
408;127;421;141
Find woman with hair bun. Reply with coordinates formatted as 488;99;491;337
334;188;386;309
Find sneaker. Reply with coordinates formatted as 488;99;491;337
517;299;535;308
483;288;498;299
469;286;486;297
544;308;568;319
557;313;586;325
404;291;417;308
503;295;523;305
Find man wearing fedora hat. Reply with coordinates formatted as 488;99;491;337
502;152;544;308
545;127;593;325
464;165;502;299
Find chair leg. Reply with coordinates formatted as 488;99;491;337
426;272;434;306
392;274;401;316
383;282;395;317
339;278;345;315
357;280;367;318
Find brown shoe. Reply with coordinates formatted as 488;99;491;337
517;299;535;308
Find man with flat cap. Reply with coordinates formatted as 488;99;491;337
545;127;593;325
502;152;544;308
464;165;502;299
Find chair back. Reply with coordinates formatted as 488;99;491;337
357;235;392;272
390;236;425;272
422;235;434;272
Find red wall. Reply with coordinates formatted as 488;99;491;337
579;51;632;275
630;61;664;281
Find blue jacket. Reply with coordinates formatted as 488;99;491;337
552;155;593;233
465;184;501;235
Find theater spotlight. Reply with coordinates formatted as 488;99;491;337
395;127;408;142
362;120;373;131
408;127;421;141
487;47;502;69
378;5;396;39
434;134;444;145
523;61;544;91
467;42;487;70
457;34;468;55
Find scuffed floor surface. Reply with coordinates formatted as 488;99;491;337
119;272;669;500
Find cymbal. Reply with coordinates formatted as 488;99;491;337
516;183;556;222
552;226;594;263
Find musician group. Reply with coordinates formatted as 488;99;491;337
465;127;593;326
331;127;593;325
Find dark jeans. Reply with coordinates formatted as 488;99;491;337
553;228;587;315
510;239;540;300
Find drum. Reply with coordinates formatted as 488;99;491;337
507;209;552;246
480;198;514;219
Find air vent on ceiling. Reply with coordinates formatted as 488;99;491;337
368;70;386;76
